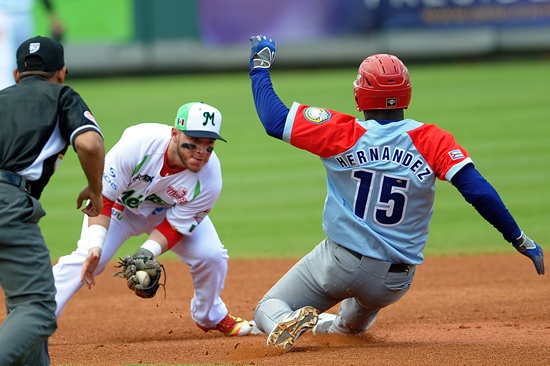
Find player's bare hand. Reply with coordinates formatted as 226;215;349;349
77;186;103;217
81;247;102;289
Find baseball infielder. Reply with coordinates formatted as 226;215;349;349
53;102;253;337
248;35;544;351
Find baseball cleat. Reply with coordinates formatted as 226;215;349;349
312;313;337;335
267;306;319;351
248;320;263;335
196;313;254;336
313;313;376;335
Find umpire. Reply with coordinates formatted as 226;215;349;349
0;36;105;365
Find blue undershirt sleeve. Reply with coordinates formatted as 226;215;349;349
250;69;289;140
451;163;521;242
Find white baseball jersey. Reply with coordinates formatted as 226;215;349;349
103;123;222;235
54;123;231;326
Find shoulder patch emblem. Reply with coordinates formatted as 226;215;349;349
194;209;210;224
448;149;464;160
84;110;97;124
304;107;331;124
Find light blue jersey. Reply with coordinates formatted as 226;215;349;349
285;102;472;264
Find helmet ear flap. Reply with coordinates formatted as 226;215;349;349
354;95;360;112
353;75;361;112
354;54;412;111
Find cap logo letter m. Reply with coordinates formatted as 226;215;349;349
203;111;215;126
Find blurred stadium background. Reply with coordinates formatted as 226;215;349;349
33;0;550;76
28;0;549;260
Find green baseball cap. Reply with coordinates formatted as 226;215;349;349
174;102;226;142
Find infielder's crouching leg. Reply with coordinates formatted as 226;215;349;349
172;216;253;336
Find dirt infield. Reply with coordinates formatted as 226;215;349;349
2;254;549;365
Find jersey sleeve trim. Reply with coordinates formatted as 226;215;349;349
283;102;300;144
445;158;473;182
69;125;103;148
157;217;184;248
99;195;115;216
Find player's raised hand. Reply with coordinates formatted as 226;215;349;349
250;35;276;70
512;232;545;275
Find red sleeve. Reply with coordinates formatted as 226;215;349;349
407;124;470;181
99;195;114;216
156;217;184;249
289;105;367;158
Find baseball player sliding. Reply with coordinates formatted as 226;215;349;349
53;102;254;337
247;35;544;351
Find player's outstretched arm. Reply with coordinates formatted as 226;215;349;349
451;164;544;275
248;35;288;139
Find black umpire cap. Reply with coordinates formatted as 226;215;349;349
16;36;67;73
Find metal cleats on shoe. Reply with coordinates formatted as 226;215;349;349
196;313;254;336
267;306;319;351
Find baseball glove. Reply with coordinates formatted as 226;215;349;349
113;248;166;299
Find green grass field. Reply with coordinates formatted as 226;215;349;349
40;59;550;262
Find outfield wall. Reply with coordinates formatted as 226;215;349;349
39;0;550;76
64;27;550;76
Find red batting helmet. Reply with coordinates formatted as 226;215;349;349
353;54;412;111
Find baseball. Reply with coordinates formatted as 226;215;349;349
135;270;151;287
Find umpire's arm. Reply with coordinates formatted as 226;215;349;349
74;130;105;216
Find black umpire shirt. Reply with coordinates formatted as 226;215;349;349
0;75;103;199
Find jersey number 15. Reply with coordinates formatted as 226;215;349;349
352;169;410;227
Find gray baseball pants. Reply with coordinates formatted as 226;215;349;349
254;237;415;334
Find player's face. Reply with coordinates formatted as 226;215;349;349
173;131;215;173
